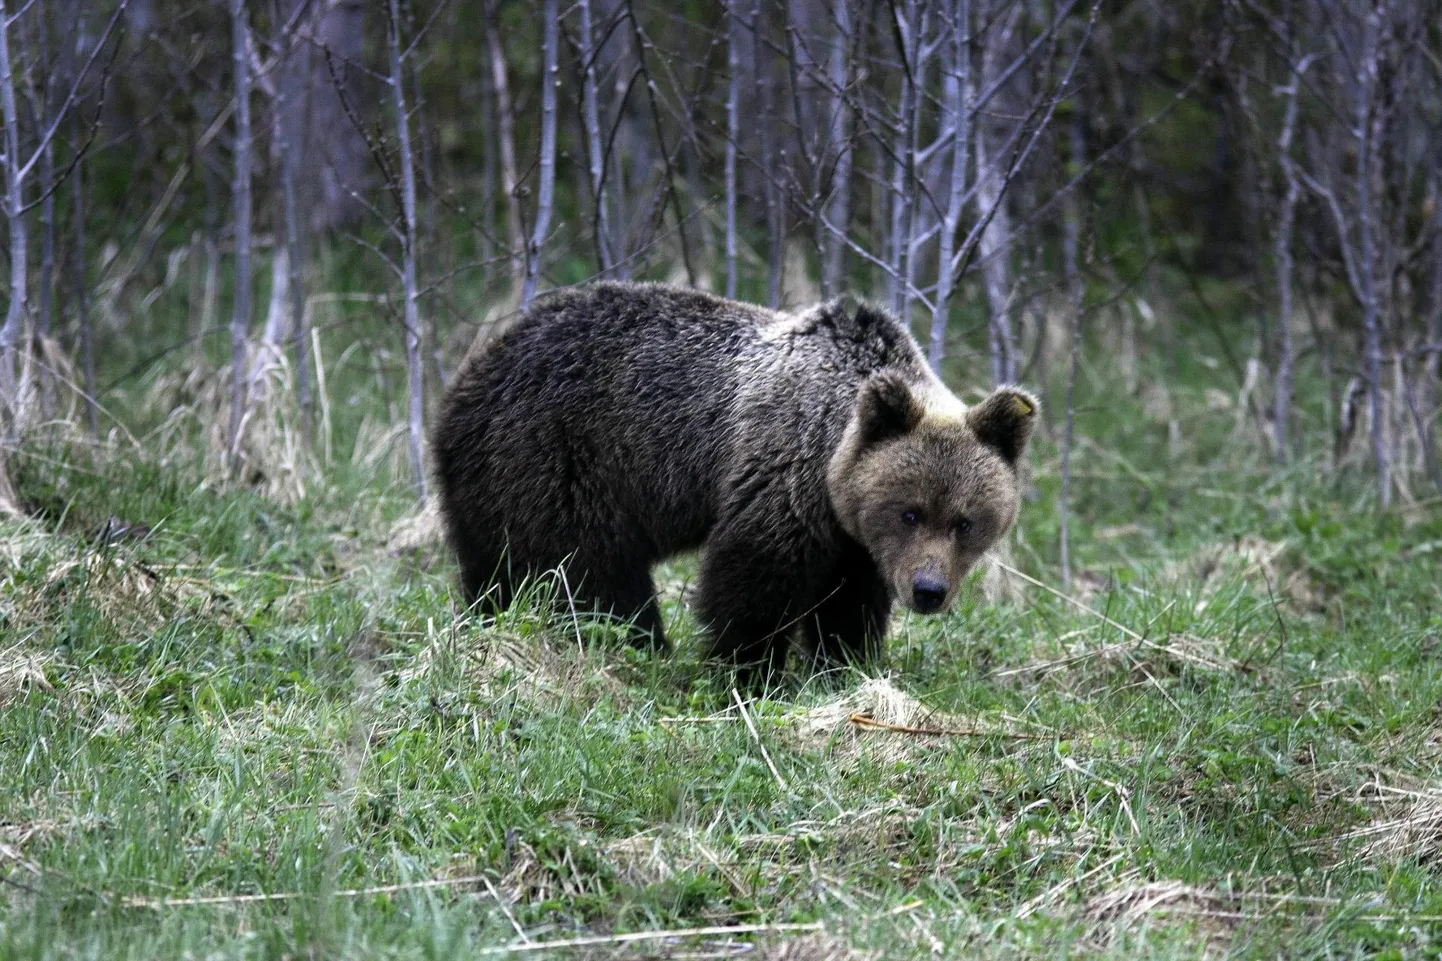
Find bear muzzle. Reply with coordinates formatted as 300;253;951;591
910;570;949;614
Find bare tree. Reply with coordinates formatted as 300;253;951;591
280;0;313;432
226;0;255;466
928;0;971;372
973;0;1021;385
820;0;854;297
577;0;615;274
486;0;524;283
725;0;740;298
387;0;426;499
0;0;25;516
520;0;560;309
1271;52;1313;464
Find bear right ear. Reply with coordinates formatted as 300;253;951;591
965;387;1039;464
855;372;925;447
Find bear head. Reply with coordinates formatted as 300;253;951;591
827;372;1038;615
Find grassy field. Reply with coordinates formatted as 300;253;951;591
2;283;1442;958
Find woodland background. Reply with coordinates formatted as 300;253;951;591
1;1;1442;958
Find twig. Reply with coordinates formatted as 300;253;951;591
475;921;825;956
733;688;788;791
846;713;1049;741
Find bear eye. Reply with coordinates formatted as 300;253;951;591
954;517;973;536
900;510;919;527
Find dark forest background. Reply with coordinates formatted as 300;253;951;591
1;0;1439;546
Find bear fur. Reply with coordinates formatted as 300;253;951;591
433;282;1037;677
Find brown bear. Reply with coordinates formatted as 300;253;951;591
433;282;1036;678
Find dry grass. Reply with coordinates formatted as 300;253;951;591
1083;879;1239;956
0;644;52;707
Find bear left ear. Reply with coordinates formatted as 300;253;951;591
855;372;925;447
966;387;1039;464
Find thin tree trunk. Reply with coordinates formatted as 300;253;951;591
72;119;95;434
227;0;254;465
929;0;970;372
725;0;740;298
1058;77;1084;594
887;0;918;316
975;0;1019;385
577;0;614;274
486;1;524;285
1272;55;1310;464
754;0;782;308
821;0;853;297
520;0;559;309
387;0;426;501
0;0;27;427
1355;10;1388;505
280;4;311;435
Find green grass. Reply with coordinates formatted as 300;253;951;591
2;273;1442;958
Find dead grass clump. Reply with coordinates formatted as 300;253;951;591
1084;879;1237;956
1327;786;1442;865
0;644;52;707
603;831;678;887
32;553;202;635
795;677;960;763
386;499;444;554
168;351;316;504
753;932;872;961
400;621;629;711
495;837;608;905
1171;535;1322;615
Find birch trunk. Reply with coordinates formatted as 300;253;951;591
520;0;559;309
1355;10;1388;505
387;0;426;500
280;3;311;430
886;0;918;316
73;118;95;434
928;0;970;373
754;0;783;308
577;0;614;273
974;0;1019;385
821;0;853;297
0;0;26;426
725;0;740;298
1272;55;1310;464
227;0;254;464
486;1;524;284
1058;93;1084;594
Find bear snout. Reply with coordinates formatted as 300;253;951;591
910;571;949;613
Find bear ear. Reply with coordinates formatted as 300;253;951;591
855;372;925;447
966;387;1039;464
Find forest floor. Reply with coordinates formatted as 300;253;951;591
2;308;1442;959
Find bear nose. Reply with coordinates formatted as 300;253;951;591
911;573;948;613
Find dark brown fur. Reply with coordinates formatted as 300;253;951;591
433;281;1036;678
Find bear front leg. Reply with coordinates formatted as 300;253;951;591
566;559;670;653
696;527;819;684
799;548;892;672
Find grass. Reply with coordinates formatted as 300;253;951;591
2;273;1442;958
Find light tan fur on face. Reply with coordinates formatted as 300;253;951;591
828;375;1037;614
